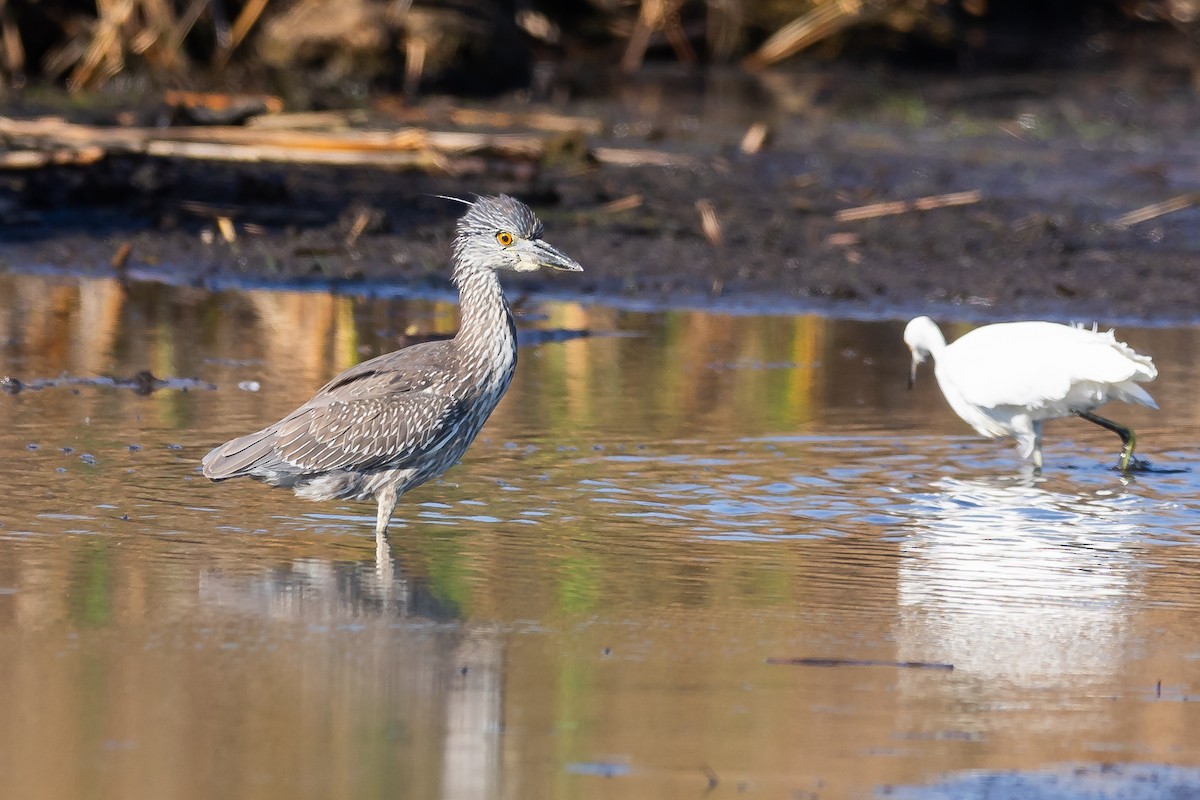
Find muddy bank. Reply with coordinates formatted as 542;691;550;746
3;62;1200;323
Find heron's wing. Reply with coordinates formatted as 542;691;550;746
945;323;1155;410
274;340;472;472
271;391;470;473
203;340;471;478
316;340;457;397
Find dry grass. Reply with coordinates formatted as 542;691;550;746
0;1;1190;94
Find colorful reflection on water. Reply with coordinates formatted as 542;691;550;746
1;273;1200;800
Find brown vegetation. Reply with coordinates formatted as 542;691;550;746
0;1;1195;98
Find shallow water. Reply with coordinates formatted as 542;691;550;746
1;273;1200;800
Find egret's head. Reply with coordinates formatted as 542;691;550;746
452;194;583;276
903;316;943;389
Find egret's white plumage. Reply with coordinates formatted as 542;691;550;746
903;316;1157;469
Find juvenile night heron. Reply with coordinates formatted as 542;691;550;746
904;316;1157;471
202;195;583;535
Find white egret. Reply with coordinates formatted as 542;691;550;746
903;316;1157;471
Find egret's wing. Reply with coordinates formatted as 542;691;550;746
943;322;1155;411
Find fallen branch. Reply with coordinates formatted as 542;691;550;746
834;189;982;222
0;116;558;172
143;139;451;169
3;116;546;153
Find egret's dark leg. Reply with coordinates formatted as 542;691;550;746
1074;411;1136;471
1031;420;1044;471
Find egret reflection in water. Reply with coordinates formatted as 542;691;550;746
896;476;1142;686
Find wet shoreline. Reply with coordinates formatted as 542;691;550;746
4;61;1200;325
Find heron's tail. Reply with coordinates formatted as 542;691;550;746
201;428;280;481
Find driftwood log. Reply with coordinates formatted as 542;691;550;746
0;115;696;173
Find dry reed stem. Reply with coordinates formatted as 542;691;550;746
825;232;860;246
136;0;180;69
216;216;237;243
0;0;25;77
110;241;133;269
167;0;209;61
227;0;270;56
0;147;105;168
0;150;50;168
662;9;698;64
696;199;722;246
70;0;135;90
345;209;372;246
834;189;982;222
621;0;693;74
404;35;426;98
1110;193;1200;228
740;122;769;155
591;146;695;167
620;0;658;74
597;195;643;213
745;0;866;69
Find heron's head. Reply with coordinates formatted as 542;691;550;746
903;316;944;389
452;194;583;275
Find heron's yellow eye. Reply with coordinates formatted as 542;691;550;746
496;231;514;246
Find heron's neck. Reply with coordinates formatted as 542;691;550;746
452;266;517;374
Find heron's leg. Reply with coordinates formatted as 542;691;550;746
1074;411;1136;471
375;525;395;586
1031;420;1044;471
375;485;400;536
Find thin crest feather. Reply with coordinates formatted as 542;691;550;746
429;193;474;207
458;194;541;238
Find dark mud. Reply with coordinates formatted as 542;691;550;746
4;57;1200;323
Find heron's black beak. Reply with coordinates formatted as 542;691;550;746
533;240;583;272
908;356;918;390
